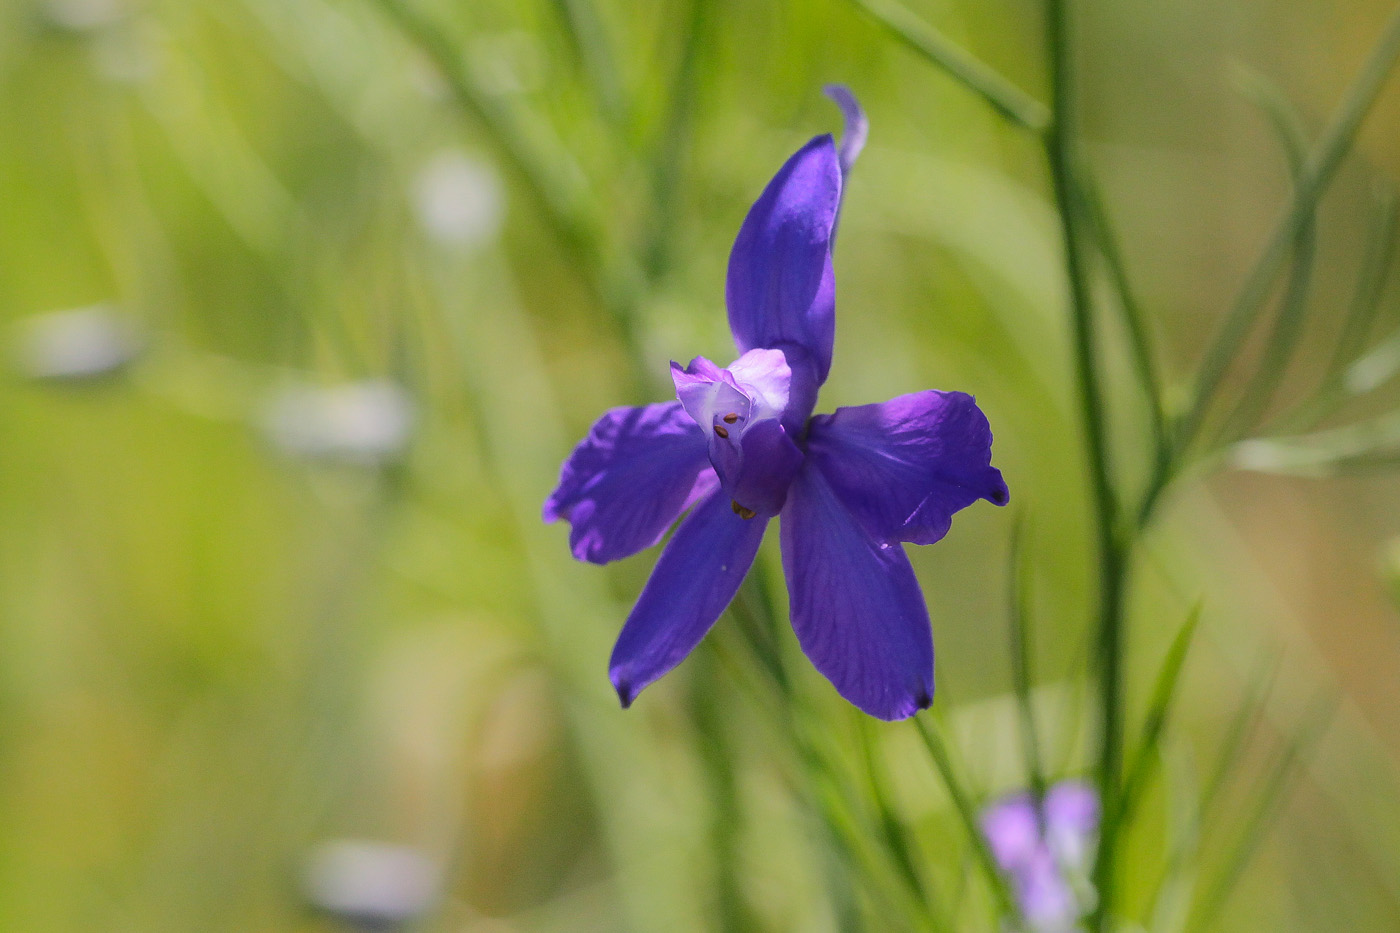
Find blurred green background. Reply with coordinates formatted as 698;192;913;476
1;0;1399;929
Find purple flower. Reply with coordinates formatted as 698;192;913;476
981;781;1100;931
544;87;1008;720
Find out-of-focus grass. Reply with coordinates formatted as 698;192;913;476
0;0;1398;930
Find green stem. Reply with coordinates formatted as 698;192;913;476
1042;1;1129;928
846;0;1050;133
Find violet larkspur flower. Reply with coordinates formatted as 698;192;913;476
981;781;1100;932
544;87;1008;720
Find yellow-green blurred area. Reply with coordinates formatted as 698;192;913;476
1;0;1400;929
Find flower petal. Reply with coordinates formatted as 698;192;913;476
544;402;716;564
609;490;770;706
727;135;840;382
805;390;1009;547
779;462;934;720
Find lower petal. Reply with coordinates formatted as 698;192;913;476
780;463;935;720
609;490;770;706
544;402;714;564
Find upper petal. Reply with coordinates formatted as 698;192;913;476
779;461;934;720
609;489;770;706
823;84;869;183
727;135;840;382
805;390;1009;547
544;402;716;564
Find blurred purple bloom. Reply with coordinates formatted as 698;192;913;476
544;87;1008;720
981;781;1100;931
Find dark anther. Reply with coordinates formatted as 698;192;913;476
731;501;757;520
714;424;730;438
722;412;739;424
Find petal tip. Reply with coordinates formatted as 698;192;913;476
986;469;1011;507
613;676;636;709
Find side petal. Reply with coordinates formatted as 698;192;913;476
806;390;1009;547
727;135;840;382
779;462;934;720
544;402;715;564
609;490;770;706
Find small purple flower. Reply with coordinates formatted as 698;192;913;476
981;781;1100;931
544;87;1008;720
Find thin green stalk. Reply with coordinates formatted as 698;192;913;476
1178;4;1400;455
1115;603;1202;829
845;0;1050;133
690;646;757;933
1217;73;1317;444
1042;1;1129;927
1230;408;1400;477
1329;184;1400;378
1188;694;1338;931
1006;514;1048;806
547;0;628;125
858;718;939;920
1282;184;1400;430
911;715;1023;926
1145;654;1280;930
643;0;710;281
1078;176;1169;477
367;0;649;381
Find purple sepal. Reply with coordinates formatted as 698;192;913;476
726;135;840;383
608;490;769;706
779;462;934;720
544;402;716;564
806;390;1008;547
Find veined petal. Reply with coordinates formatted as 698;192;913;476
544;402;716;564
672;352;805;517
727;135;840;382
805;390;1008;547
779;462;934;720
609;490;770;706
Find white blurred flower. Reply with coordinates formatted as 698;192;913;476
413;151;504;250
13;304;141;381
262;380;414;465
303;839;440;929
42;0;127;32
91;17;161;85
